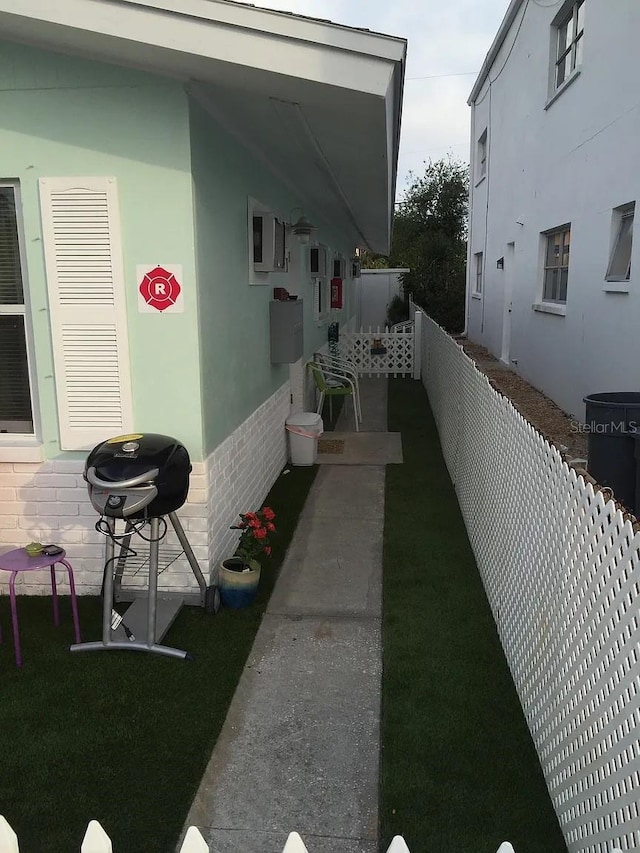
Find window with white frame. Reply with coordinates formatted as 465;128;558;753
606;203;634;282
333;256;346;279
248;197;287;281
310;244;327;277
474;252;484;294
0;183;34;435
477;130;488;181
553;0;585;90
253;213;286;271
542;225;571;303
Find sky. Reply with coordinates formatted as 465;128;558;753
250;0;510;199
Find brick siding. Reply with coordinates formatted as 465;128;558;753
0;382;291;595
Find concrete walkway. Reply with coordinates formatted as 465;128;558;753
183;380;396;853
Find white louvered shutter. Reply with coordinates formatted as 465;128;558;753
39;177;133;450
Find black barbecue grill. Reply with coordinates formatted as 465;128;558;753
71;433;217;661
85;433;191;519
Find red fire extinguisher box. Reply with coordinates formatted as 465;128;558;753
331;278;343;309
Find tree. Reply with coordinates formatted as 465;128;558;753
360;251;390;269
390;157;469;333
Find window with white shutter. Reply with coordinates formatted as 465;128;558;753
39;177;133;450
0;183;34;435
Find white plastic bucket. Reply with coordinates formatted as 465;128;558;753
285;412;324;466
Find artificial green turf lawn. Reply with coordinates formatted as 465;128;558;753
0;464;317;853
381;379;567;853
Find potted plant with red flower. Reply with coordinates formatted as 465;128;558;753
218;506;276;608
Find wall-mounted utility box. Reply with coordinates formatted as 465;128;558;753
270;299;303;363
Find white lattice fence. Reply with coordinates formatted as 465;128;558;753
340;329;413;377
420;310;640;853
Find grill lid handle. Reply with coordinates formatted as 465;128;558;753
85;466;160;490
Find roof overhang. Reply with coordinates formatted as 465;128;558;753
468;0;525;105
0;0;406;252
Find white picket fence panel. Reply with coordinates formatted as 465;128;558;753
418;309;640;853
0;819;208;853
0;815;528;853
389;320;414;333
340;319;421;378
0;817;526;853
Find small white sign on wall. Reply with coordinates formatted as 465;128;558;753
137;264;184;313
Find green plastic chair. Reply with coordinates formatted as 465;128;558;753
307;361;359;432
313;351;362;422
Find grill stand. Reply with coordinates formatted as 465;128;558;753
71;512;208;660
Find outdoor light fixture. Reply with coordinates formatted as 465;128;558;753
496;257;504;269
290;209;315;245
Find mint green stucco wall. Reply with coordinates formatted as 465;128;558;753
0;42;204;460
188;98;357;456
2;38;360;465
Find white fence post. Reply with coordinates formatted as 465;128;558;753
81;821;112;853
179;826;209;852
413;311;422;380
385;836;411;853
0;817;19;853
281;832;310;853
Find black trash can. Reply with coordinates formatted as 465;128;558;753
583;392;640;513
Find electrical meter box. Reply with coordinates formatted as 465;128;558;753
270;299;304;363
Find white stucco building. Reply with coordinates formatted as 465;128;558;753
466;0;639;421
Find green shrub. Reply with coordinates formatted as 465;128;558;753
386;293;409;328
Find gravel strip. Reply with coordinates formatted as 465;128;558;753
456;338;588;461
455;337;640;527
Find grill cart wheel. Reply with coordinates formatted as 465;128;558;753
205;585;221;615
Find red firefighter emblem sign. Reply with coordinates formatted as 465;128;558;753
331;278;343;309
138;265;183;313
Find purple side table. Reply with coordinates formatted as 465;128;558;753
0;548;81;667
